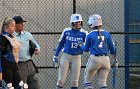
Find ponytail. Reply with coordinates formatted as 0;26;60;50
94;25;103;41
98;28;103;42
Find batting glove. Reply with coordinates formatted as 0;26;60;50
53;56;59;68
113;59;118;67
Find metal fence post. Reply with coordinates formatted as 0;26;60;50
124;0;129;89
73;0;76;14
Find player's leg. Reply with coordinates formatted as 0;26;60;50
56;53;70;89
97;56;110;89
71;55;81;89
84;55;102;89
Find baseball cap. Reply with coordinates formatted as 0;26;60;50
12;16;26;24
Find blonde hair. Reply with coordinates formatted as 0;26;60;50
98;27;103;42
94;25;103;42
0;18;15;33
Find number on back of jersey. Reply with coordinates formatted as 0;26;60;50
98;36;104;48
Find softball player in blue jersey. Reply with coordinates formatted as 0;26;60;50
52;13;88;89
81;14;118;89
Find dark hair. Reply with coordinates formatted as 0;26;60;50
71;21;83;27
0;18;15;33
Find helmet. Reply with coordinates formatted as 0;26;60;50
87;14;102;28
70;14;83;23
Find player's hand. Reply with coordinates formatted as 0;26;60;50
34;48;40;55
79;43;84;47
52;56;59;68
113;59;118;67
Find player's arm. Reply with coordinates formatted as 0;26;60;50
108;33;118;67
53;41;65;67
54;31;66;57
108;33;116;58
53;31;66;67
83;31;88;42
108;33;116;54
81;35;90;52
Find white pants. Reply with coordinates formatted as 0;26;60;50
84;54;110;88
57;53;81;88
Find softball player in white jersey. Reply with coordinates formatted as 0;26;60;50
53;14;88;89
81;14;118;89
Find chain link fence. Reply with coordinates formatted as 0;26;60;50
0;0;140;89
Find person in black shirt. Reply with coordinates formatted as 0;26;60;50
0;18;22;89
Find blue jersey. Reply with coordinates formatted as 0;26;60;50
54;28;88;56
81;29;115;55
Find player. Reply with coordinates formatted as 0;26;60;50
52;13;88;89
81;14;118;89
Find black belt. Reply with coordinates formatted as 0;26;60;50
18;59;31;63
94;54;108;56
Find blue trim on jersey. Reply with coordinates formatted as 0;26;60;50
81;29;115;55
54;28;87;56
